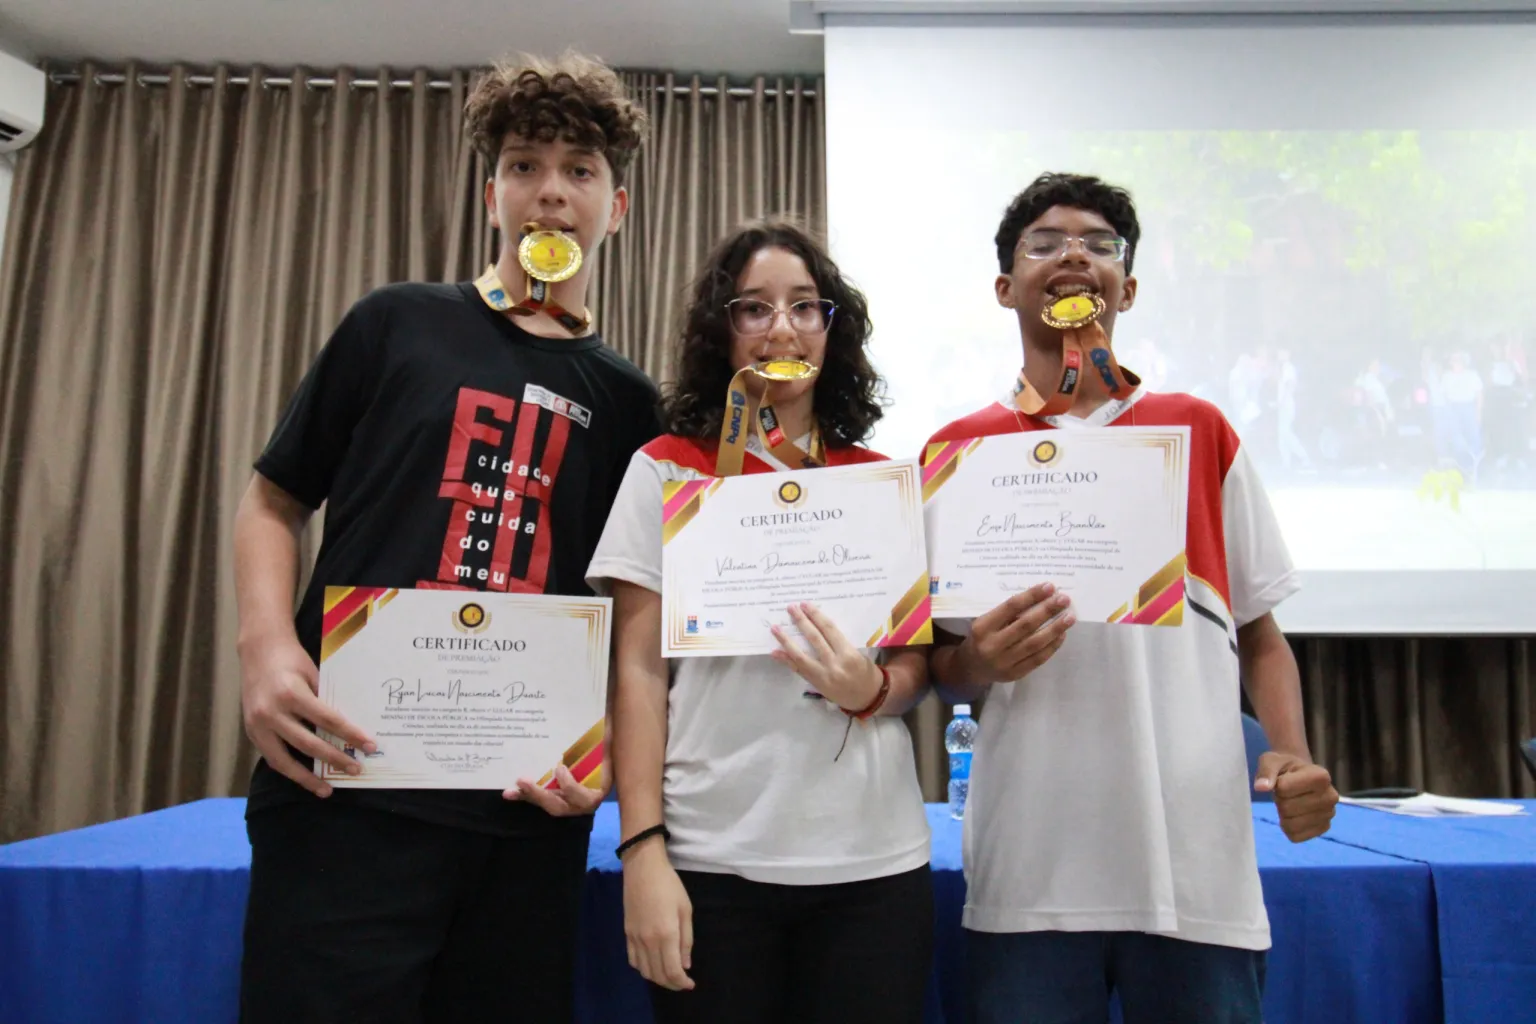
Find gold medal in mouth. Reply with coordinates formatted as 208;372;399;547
753;359;819;381
715;360;826;476
517;225;583;283
1042;292;1106;330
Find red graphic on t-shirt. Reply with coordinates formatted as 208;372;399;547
422;387;570;593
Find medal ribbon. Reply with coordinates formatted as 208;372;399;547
473;264;590;335
715;365;826;476
1011;313;1139;418
473;222;591;335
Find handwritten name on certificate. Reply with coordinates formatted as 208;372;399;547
660;460;933;658
315;588;610;790
923;427;1191;625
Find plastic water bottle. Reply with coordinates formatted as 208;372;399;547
946;704;978;820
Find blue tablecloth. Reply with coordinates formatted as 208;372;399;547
0;800;1452;1024
1255;800;1536;1024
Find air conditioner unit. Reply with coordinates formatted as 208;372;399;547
0;48;45;153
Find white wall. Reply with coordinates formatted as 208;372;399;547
0;34;33;271
0;153;14;266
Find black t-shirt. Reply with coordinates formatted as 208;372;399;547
248;281;661;836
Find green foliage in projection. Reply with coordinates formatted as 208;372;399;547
983;129;1536;340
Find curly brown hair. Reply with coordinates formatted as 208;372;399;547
661;219;887;448
464;51;649;187
995;172;1141;274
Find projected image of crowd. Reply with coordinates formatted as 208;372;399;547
1186;340;1532;488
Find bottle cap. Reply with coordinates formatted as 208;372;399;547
954;704;971;717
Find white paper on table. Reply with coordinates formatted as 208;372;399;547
659;459;932;658
1339;793;1528;817
923;426;1191;624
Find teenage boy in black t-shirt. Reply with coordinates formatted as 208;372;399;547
233;53;658;1023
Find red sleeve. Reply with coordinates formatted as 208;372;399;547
827;444;889;466
921;404;1027;464
647;435;893;472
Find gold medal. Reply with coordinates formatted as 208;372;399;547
1042;292;1106;330
517;224;583;283
753;359;820;382
469;222;590;335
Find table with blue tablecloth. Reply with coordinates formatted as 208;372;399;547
4;798;1519;1024
1254;799;1536;1024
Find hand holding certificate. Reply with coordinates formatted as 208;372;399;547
314;588;611;791
924;427;1191;625
660;460;933;657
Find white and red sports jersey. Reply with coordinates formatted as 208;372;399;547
927;387;1298;951
587;431;931;885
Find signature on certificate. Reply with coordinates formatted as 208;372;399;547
383;678;545;706
424;751;503;772
716;545;872;577
976;511;1106;539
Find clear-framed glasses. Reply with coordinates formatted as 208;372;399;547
725;297;837;336
1018;230;1128;262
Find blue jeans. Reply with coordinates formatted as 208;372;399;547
967;930;1266;1024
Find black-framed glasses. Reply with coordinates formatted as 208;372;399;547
725;297;837;336
1018;231;1128;262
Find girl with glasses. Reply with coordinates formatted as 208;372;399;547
586;219;934;1024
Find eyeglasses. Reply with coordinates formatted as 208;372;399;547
725;297;837;336
1018;231;1128;262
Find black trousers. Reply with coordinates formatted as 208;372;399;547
650;863;935;1024
239;800;589;1024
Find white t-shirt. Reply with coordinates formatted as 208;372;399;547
586;432;931;885
926;389;1298;951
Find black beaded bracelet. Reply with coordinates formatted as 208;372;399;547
615;823;671;860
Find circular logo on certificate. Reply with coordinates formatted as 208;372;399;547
454;602;490;634
775;480;805;508
518;229;583;283
1029;440;1061;467
1042;293;1106;330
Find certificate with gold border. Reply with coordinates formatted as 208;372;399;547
661;459;933;657
315;589;610;790
923;427;1190;625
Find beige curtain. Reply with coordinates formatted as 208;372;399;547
0;63;491;843
596;72;825;380
1296;636;1535;798
0;63;827;842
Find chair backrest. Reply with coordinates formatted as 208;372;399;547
1242;713;1274;803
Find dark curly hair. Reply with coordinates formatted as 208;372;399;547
464;51;649;187
995;172;1141;274
661;219;886;448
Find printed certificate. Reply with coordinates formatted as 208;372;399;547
315;588;609;789
923;427;1190;624
661;460;932;657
